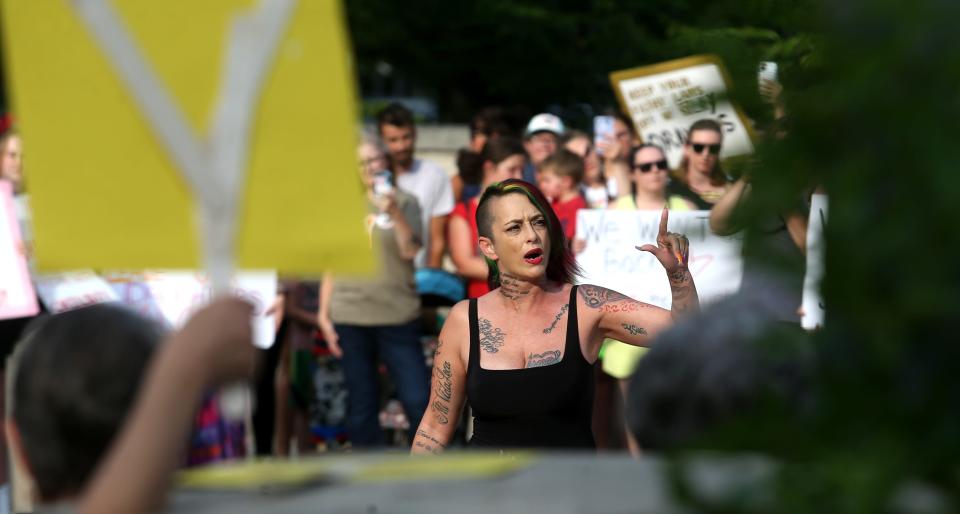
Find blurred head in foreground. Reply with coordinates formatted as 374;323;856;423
626;294;814;452
7;304;164;502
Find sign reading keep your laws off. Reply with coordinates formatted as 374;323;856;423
610;55;756;168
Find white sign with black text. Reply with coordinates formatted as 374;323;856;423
611;55;755;168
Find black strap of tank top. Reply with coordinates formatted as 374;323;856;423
468;298;479;372
565;285;581;360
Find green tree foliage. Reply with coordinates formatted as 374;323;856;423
663;1;960;512
345;0;816;123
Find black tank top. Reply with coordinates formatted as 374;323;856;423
466;285;595;449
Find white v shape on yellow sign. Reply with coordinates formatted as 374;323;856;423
1;0;372;278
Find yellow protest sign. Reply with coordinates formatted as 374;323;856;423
0;0;372;276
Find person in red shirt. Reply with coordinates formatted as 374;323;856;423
448;138;526;298
537;149;587;243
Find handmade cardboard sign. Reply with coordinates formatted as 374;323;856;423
0;0;371;285
610;55;756;168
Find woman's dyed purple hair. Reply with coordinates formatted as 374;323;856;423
476;178;582;289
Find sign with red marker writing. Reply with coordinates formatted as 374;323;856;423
34;271;120;313
575;209;742;308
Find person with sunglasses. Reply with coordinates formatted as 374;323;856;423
596;143;694;455
668;119;731;209
614;144;696;211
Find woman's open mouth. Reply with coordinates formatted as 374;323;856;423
523;248;544;265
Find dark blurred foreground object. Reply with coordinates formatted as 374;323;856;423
626;0;960;510
626;294;814;452
11;304;162;502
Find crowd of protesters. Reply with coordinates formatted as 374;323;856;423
0;70;817;512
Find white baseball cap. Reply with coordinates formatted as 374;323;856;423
524;113;565;137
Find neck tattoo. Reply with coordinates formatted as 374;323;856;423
499;272;533;301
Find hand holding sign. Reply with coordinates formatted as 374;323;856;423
635;207;690;275
170;297;259;386
2;0;372;276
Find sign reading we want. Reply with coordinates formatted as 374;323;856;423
575;210;743;309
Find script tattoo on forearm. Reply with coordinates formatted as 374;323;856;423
578;285;632;309
479;318;505;353
499;272;532;301
414;429;447;454
542;304;569;334
621;323;648;337
526;350;561;368
431;360;453;424
667;269;699;317
579;285;650;314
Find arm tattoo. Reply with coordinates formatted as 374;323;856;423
526;350;562;368
415;429;447;454
478;318;505;353
621;323;648;336
542;304;569;334
578;285;632;309
416;429;447;447
668;269;692;300
414;441;442;454
667;269;700;317
430;360;453;424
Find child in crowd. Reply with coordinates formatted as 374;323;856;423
7;298;256;514
562;130;610;210
537;148;587;242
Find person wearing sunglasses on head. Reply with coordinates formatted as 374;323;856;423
668;119;731;210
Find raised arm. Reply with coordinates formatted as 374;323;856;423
411;301;469;454
579;208;699;354
373;191;422;261
578;285;672;352
78;298;257;514
637;207;699;319
709;177;750;236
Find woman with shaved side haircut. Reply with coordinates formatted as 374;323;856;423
412;179;700;452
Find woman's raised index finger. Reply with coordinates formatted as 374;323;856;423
658;206;669;237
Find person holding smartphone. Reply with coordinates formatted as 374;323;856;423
316;138;430;447
594;112;638;203
758;61;787;124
